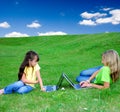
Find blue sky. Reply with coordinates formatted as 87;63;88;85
0;0;120;37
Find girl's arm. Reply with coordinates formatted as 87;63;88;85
90;82;110;89
80;70;100;85
21;73;38;84
83;82;110;89
81;80;110;89
36;70;45;91
87;70;100;82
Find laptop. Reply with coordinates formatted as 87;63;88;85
62;73;82;90
44;74;64;92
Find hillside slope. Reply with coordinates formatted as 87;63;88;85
0;32;120;83
0;32;120;112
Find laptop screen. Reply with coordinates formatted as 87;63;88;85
63;73;75;87
56;74;64;89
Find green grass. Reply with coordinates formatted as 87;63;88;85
0;32;120;112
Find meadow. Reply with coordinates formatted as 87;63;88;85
0;32;120;112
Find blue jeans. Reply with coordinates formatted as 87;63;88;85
76;66;102;82
3;81;33;94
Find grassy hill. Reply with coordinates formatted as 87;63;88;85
0;32;120;112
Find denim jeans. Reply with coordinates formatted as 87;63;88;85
76;66;102;82
3;80;33;94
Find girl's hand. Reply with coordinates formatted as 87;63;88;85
41;87;46;92
80;80;90;86
81;82;92;88
35;80;39;84
80;80;91;87
80;81;86;86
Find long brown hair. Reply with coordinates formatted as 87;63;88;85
18;51;39;80
102;49;120;82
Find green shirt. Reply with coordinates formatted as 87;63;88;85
94;66;112;85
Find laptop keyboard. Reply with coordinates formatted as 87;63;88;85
44;85;57;92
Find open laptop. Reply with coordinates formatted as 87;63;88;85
62;73;82;90
44;74;64;92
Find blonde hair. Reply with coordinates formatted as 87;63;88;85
102;49;120;82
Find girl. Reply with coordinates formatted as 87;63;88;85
80;49;120;89
0;51;45;95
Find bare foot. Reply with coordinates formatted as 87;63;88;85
0;89;4;95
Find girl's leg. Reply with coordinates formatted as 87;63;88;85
3;81;24;94
16;85;33;94
76;66;102;82
76;75;91;83
80;66;102;76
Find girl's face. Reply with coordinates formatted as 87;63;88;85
29;56;38;67
101;55;107;66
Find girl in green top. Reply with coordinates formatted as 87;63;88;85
80;49;120;89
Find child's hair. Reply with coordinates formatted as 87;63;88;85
102;49;120;82
18;50;39;80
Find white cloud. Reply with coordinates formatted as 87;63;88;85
102;8;112;11
79;9;120;26
37;31;67;36
27;21;41;28
110;9;120;24
79;20;96;26
81;12;107;19
5;32;29;37
105;31;109;33
96;9;120;25
96;18;112;24
0;22;10;28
